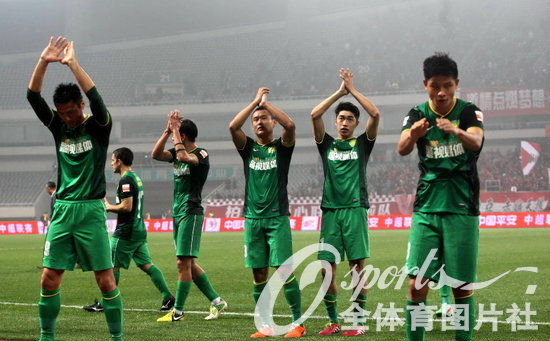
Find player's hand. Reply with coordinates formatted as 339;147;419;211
103;197;111;210
254;87;270;105
337;80;348;96
339;68;354;92
410;118;430;140
259;93;268;107
436;118;458;136
60;41;76;67
169;110;182;132
40;36;68;64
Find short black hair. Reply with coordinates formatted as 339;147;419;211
335;102;360;120
251;105;271;117
47;181;56;189
113;147;134;166
423;52;458;80
179;119;198;142
53;83;83;105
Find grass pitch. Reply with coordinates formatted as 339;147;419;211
0;229;549;340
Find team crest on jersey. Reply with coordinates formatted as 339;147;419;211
174;163;190;176
475;110;484;122
59;138;92;155
452;120;459;127
429;140;439;146
349;140;356;147
425;141;465;159
268;146;275;154
122;184;130;192
200;150;208;158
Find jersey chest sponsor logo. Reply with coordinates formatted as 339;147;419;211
328;149;358;161
425;141;465;159
249;158;277;171
59;139;92;155
173;163;190;176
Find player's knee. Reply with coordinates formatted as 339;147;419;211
453;287;473;299
95;269;116;292
139;264;152;272
40;269;62;290
252;267;268;283
408;277;429;301
176;257;192;272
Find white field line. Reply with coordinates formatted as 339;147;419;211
1;301;548;326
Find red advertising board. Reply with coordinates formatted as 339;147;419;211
1;212;548;235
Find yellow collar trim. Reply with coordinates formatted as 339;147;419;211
429;97;457;117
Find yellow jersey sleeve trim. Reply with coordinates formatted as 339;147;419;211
97;111;111;127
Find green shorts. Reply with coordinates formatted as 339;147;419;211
406;212;479;283
173;214;203;258
244;216;293;268
318;207;370;262
110;237;152;269
43;199;112;272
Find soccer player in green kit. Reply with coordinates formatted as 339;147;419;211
153;110;227;322
229;88;305;338
311;68;380;336
398;53;484;341
83;147;174;313
26;36;123;341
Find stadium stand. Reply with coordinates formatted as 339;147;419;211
0;171;53;206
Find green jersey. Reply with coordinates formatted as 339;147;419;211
27;87;111;200
238;137;293;218
169;147;209;216
401;98;484;215
113;171;146;241
317;132;375;209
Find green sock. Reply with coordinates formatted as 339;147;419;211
175;281;192;312
113;269;120;286
253;281;267;304
283;275;302;323
440;285;451;305
146;265;172;300
354;293;367;326
323;293;338;324
193;272;219;302
253;281;270;324
455;295;476;341
406;299;426;341
101;288;123;340
39;288;60;340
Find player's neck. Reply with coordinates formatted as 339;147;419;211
120;166;132;177
256;133;274;146
184;141;197;152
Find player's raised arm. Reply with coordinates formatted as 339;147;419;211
340;68;380;140
260;94;295;146
27;36;68;126
61;41;110;127
151;115;175;162
310;76;348;143
229;87;269;149
169;110;199;166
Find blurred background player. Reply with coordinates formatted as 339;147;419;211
229;88;305;338
83;147;174;313
27;36;123;341
398;52;484;341
310;68;380;336
152;111;227;322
